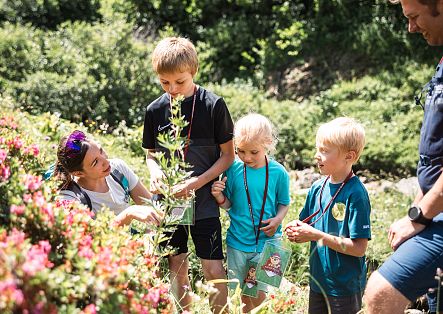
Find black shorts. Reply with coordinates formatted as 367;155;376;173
308;290;362;314
161;217;224;260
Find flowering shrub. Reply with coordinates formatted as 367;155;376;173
0;111;173;313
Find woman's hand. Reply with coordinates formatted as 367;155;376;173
114;205;163;227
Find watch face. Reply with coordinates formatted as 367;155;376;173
408;206;420;220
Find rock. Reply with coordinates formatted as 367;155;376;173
395;177;419;197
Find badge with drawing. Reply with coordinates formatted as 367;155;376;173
331;202;346;221
171;196;195;225
242;259;259;298
256;239;291;288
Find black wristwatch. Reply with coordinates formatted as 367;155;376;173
408;205;432;226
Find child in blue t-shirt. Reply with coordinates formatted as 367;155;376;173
285;117;371;314
211;113;290;313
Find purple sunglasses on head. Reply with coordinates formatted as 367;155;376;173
65;130;86;159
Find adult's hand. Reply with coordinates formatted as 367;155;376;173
388;216;426;250
114;205;163;227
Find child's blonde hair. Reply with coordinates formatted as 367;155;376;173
151;37;199;75
234;113;277;153
316;117;365;162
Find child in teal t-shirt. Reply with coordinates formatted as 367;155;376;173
285;117;371;314
211;113;290;312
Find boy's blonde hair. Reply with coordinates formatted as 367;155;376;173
316;117;365;162
234;113;277;153
151;37;199;75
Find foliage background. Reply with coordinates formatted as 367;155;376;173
0;0;439;312
1;0;441;176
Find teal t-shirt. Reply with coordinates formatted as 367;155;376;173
299;176;371;296
224;158;290;253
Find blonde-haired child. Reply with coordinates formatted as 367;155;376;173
211;113;290;312
285;117;371;314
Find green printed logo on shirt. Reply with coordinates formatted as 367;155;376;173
332;202;346;221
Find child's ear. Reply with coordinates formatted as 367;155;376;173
346;150;357;163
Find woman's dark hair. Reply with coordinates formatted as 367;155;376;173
54;130;90;189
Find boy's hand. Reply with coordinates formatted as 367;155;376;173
172;177;200;198
285;221;321;243
149;169;166;194
284;219;303;232
260;216;283;237
211;177;227;198
284;219;303;242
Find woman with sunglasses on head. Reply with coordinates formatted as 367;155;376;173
54;130;162;227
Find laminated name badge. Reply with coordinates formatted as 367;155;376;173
242;259;259;298
256;239;291;288
171;196;195;225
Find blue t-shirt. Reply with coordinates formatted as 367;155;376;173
224;158;291;253
417;59;443;222
299;176;371;296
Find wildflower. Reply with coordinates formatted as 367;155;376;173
10;204;25;215
23;144;40;157
8;136;23;149
23;174;43;192
0;279;24;306
0;148;7;163
22;241;54;276
81;304;97;314
0;164;10;181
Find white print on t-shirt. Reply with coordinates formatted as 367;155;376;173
158;123;171;132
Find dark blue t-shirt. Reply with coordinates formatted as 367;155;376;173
299;176;371;296
417;57;443;221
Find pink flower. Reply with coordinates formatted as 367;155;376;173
7;228;26;246
22;241;54;276
40;203;54;225
23;174;43;192
8;136;23;149
78;235;94;259
10;204;25;215
23;193;32;203
0;148;7;163
78;246;94;259
0;164;10;181
0;279;24;306
146;288;161;308
81;304;97;314
32;191;45;208
23;144;40;157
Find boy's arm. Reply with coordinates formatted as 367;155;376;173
173;139;235;197
316;231;368;257
286;222;368;257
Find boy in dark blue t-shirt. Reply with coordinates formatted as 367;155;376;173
286;117;371;314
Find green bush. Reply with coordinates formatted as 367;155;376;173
6;20;161;126
0;23;42;83
0;0;101;29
